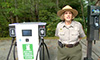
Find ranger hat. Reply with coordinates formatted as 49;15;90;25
57;5;78;17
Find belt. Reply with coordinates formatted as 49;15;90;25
64;42;79;48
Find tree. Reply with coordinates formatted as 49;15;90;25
0;0;86;37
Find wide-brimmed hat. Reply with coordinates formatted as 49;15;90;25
57;5;78;17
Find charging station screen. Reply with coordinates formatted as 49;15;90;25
22;30;32;36
92;9;100;14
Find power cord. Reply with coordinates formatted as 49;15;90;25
36;37;50;60
7;37;15;60
13;42;17;60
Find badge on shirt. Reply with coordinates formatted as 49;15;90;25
59;28;63;32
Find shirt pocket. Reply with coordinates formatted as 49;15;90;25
58;32;66;40
71;31;79;40
58;32;65;36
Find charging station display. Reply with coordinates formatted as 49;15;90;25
22;30;32;36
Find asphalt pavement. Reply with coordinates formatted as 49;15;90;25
0;38;100;60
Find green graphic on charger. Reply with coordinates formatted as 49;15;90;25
22;44;34;59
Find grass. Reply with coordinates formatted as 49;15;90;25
0;37;59;40
44;37;59;39
0;36;87;40
0;37;12;40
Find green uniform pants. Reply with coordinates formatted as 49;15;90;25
57;43;82;60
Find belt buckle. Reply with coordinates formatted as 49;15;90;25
64;44;67;48
65;44;68;48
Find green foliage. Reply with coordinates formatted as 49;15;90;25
39;9;60;36
0;15;9;37
0;0;90;37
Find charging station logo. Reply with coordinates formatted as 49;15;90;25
22;44;34;59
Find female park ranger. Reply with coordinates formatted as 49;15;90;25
55;5;86;60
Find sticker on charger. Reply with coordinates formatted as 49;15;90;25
22;44;34;59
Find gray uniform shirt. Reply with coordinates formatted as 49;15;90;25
55;21;86;44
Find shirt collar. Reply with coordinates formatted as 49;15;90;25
70;21;75;27
63;21;75;28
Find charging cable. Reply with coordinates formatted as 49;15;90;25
7;37;15;60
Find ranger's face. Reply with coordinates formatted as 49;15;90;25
64;11;73;21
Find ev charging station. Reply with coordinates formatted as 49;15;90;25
84;5;100;60
8;22;48;60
